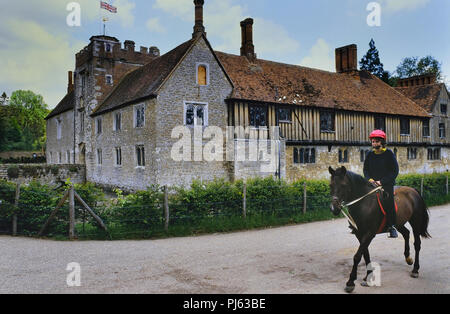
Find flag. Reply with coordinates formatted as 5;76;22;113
100;1;117;13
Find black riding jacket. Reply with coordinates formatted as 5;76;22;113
363;149;399;186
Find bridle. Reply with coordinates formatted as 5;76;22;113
333;186;384;230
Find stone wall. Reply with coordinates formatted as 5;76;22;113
0;164;86;186
233;139;286;181
285;145;450;182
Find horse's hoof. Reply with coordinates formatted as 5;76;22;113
405;257;414;265
345;285;355;293
411;271;419;278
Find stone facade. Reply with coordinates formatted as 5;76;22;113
429;85;449;144
285;145;449;182
46;109;75;164
73;36;158;168
85;36;234;189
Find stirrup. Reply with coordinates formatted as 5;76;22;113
388;226;398;238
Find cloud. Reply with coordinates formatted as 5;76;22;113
380;0;431;13
153;0;300;58
146;17;166;34
153;0;192;21
299;39;335;72
0;18;85;108
0;0;137;108
111;0;136;28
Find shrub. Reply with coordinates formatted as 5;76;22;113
16;180;64;236
7;166;19;179
110;184;163;229
171;178;242;224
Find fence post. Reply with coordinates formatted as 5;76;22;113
243;182;247;219
420;177;424;196
13;183;20;236
303;182;307;214
69;185;75;240
164;185;169;232
446;175;449;195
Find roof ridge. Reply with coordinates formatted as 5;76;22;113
214;50;337;75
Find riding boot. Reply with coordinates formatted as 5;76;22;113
384;185;398;238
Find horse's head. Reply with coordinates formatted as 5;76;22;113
328;166;352;216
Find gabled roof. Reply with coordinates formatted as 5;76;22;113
395;83;446;113
45;90;75;120
91;38;196;117
215;51;430;118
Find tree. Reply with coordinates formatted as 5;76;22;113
395;56;442;80
0;90;49;152
360;39;386;81
0;92;8;106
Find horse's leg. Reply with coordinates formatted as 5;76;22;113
397;225;413;265
411;230;421;278
360;248;372;287
345;233;375;293
356;232;372;285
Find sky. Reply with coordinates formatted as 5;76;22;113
0;0;449;109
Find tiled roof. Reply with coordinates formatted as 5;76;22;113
215;51;430;118
91;38;196;117
395;83;445;113
45;90;75;120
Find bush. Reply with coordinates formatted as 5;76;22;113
110;185;163;230
7;166;19;179
171;178;242;224
0;180;17;233
16;181;63;236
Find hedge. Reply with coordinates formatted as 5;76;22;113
0;172;448;239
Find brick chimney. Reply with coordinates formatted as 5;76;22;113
335;44;358;73
240;18;256;61
68;71;74;93
192;0;206;38
397;73;437;87
124;40;135;51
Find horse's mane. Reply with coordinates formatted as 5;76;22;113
345;171;372;195
346;171;369;186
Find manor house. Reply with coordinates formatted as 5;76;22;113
45;0;449;190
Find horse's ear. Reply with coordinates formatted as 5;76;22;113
335;166;347;177
329;167;335;176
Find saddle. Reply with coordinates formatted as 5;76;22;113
376;192;398;234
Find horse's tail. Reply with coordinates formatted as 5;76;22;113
413;188;431;239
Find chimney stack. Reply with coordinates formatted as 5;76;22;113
68;71;74;93
124;40;135;51
192;0;206;38
335;44;358;73
397;73;437;87
240;18;256;62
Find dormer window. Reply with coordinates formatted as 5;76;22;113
196;63;209;86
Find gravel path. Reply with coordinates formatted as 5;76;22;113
0;204;448;294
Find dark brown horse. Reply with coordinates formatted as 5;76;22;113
328;166;431;293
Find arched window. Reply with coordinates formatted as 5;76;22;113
197;64;207;86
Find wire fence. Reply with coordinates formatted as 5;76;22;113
0;176;449;239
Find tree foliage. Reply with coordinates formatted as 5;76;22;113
395;56;442;79
0;90;49;152
360;39;387;82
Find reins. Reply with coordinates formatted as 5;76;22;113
340;186;384;230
